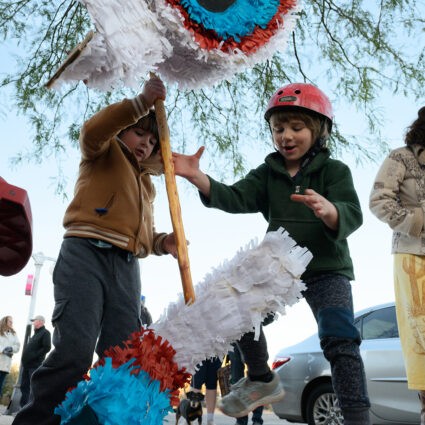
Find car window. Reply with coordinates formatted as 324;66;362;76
354;316;363;333
362;306;399;340
354;318;362;337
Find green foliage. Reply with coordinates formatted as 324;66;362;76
1;0;424;187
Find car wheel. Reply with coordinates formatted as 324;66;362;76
306;382;343;425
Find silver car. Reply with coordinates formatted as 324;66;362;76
271;302;421;425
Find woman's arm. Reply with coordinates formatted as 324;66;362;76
370;152;423;236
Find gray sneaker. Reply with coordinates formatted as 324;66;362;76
219;371;285;417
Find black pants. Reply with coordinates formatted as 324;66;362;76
20;366;37;408
191;357;222;390
12;237;142;425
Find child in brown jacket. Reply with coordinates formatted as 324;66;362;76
13;77;178;425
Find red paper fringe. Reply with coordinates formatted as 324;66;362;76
91;328;191;406
165;0;298;54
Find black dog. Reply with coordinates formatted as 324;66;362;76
175;391;204;425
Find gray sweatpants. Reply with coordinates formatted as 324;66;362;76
237;274;370;424
12;237;142;425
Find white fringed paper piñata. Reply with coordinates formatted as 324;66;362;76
55;228;312;425
50;0;301;90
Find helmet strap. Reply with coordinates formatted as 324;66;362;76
299;120;328;168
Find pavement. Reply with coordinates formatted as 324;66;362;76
0;405;12;425
0;405;302;425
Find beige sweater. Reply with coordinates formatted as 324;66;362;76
63;94;167;258
370;144;425;255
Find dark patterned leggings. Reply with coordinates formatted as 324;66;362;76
238;274;370;423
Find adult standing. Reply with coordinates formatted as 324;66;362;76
20;315;51;408
370;106;425;424
0;316;20;398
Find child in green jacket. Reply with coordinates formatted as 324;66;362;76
173;83;370;425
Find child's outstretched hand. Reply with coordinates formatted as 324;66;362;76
172;147;205;179
290;189;339;231
142;77;166;109
172;147;211;197
162;232;190;259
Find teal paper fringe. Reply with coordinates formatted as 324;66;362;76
55;358;173;425
179;0;280;41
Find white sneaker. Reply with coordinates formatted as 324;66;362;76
219;371;285;418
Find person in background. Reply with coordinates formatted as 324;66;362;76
140;295;153;327
0;316;20;398
190;357;222;425
20;315;51;408
370;106;425;425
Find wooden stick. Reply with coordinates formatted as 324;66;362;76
151;75;195;304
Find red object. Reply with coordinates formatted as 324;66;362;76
25;274;34;295
271;356;291;370
264;83;333;127
88;328;191;407
0;177;33;276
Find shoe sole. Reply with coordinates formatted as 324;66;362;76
219;387;286;418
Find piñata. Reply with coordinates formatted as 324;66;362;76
55;228;312;425
49;0;301;90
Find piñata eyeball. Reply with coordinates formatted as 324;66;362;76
52;0;301;90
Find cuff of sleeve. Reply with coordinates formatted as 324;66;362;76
321;202;342;241
408;207;424;237
131;94;150;117
152;233;169;256
199;191;211;206
199;175;214;207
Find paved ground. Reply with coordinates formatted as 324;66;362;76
0;405;303;425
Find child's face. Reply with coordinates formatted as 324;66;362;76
271;117;314;167
120;128;157;163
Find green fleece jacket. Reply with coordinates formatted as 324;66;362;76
201;150;362;280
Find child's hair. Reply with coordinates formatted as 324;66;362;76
405;106;425;147
0;316;16;336
120;110;160;153
270;110;330;146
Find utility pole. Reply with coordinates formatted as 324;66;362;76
6;252;56;415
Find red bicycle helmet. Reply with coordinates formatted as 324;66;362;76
264;83;333;130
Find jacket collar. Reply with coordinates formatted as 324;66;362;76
114;136;164;176
265;150;330;177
